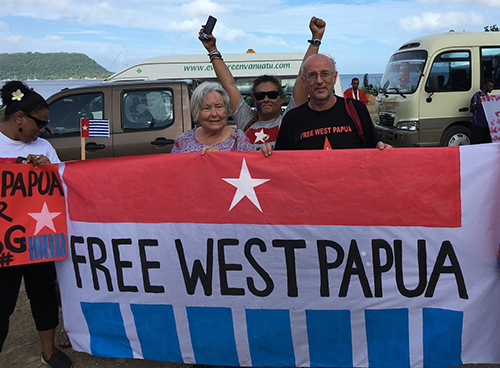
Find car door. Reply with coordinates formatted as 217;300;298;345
111;83;185;157
45;86;114;161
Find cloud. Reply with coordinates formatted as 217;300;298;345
0;0;70;19
167;19;203;32
400;12;485;32
2;34;23;47
416;0;500;6
180;0;227;16
43;35;64;41
0;0;496;74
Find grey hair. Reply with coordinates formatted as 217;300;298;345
300;53;337;76
190;82;232;123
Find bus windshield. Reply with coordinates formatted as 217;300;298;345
380;50;427;94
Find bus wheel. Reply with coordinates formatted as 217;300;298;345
441;126;471;146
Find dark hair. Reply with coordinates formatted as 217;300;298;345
251;75;284;97
1;81;48;121
351;78;359;83
482;78;494;87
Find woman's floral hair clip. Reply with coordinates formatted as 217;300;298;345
12;89;24;101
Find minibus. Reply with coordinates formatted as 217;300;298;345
104;52;344;105
375;32;500;146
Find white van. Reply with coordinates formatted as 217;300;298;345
105;52;343;104
375;32;500;146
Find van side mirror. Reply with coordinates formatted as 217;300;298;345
363;73;369;89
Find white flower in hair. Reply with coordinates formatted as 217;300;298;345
12;89;24;101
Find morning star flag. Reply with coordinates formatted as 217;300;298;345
55;145;500;367
0;163;67;267
80;118;110;138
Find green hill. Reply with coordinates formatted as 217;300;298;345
0;52;112;80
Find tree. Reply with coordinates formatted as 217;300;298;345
484;25;499;32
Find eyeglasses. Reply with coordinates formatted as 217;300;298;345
253;91;280;100
304;71;335;82
16;109;49;129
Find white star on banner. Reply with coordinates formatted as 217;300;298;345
254;129;267;143
28;202;61;235
82;125;88;131
223;158;270;212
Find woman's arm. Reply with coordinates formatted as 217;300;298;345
199;28;241;113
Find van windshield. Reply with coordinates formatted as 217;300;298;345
380;50;427;94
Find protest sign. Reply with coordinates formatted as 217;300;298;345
0;163;67;267
480;93;500;142
56;146;500;367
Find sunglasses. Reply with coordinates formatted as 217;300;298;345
17;109;49;129
253;91;280;100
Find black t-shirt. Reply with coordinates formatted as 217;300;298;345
275;97;380;150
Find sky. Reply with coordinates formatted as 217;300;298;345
0;0;499;75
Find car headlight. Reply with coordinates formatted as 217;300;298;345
396;121;419;131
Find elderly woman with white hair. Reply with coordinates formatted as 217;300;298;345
172;82;270;156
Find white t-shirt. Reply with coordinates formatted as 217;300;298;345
0;132;61;163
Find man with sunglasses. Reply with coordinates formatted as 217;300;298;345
275;54;392;151
199;16;326;154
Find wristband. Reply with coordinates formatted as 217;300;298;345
308;39;321;47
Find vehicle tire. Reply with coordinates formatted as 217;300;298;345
440;125;471;146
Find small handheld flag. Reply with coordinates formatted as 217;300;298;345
80;118;110;160
81;118;110;138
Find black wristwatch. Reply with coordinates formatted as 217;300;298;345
308;39;321;47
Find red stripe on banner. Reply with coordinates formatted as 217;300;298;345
64;148;461;227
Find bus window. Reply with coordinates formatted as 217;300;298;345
481;47;500;89
380;50;427;94
425;51;471;92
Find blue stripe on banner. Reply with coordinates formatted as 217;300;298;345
306;310;353;367
54;233;60;258
365;309;410;368
48;234;55;258
423;308;463;367
130;304;183;362
246;309;295;367
186;306;239;366
81;302;133;358
28;236;36;260
43;234;49;259
60;232;66;257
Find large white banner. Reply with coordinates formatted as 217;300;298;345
55;145;500;367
